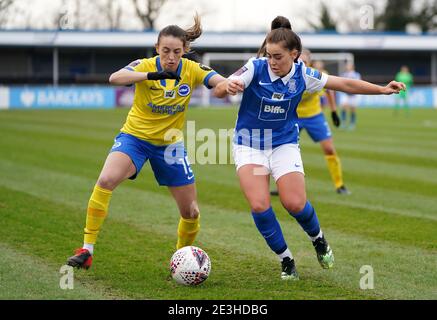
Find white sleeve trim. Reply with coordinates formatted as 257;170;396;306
302;63;329;93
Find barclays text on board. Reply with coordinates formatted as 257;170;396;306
5;86;115;109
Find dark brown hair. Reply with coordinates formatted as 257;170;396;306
257;16;302;62
158;13;202;52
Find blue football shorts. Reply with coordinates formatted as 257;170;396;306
298;113;332;143
110;132;195;187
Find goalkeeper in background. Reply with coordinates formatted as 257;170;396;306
394;65;413;115
271;48;350;195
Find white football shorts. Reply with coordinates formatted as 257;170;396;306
340;93;359;107
232;143;305;181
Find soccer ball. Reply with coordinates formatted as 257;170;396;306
170;246;211;286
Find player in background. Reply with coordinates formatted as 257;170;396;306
340;63;361;130
394;65;414;115
66;14;227;270
313;60;329;107
214;16;405;280
270;48;350;195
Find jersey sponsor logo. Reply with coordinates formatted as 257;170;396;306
178;84;191;97
272;92;284;100
258;97;291;121
199;64;212;71
264;105;286;114
233;66;248;77
306;68;322;80
148;103;185;115
164;90;176;99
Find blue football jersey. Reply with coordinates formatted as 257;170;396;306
230;58;328;149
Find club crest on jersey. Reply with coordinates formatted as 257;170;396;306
287;79;297;93
178;84;191;97
164;90;176;99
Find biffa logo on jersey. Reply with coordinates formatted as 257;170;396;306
258;97;291;121
264;105;285;114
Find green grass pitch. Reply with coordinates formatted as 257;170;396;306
0;107;436;300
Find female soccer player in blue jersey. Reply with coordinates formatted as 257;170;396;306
66;15;227;269
214;16;405;280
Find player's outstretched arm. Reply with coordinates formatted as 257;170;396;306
109;59;181;86
325;76;406;95
213;79;245;98
109;69;181;86
206;74;228;98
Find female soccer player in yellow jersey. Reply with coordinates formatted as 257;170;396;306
271;48;350;195
66;14;227;269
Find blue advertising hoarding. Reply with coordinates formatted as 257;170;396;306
8;86;115;109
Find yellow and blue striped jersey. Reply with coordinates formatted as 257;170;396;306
121;56;217;145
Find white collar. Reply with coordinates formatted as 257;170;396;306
267;61;296;84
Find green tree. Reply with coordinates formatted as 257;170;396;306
376;0;413;31
411;0;437;32
309;1;337;31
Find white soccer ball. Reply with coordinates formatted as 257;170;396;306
170;246;211;286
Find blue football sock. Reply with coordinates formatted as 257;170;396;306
289;201;321;238
341;109;347;122
252;207;288;255
351;111;356;125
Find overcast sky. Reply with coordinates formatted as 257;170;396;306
0;0;410;32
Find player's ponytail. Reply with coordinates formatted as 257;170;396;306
271;16;292;30
258;16;293;58
158;13;202;52
184;13;202;44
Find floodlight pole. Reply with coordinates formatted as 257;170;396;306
432;52;437;86
53;47;59;87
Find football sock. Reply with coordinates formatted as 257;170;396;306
289;201;321;238
351;111;356;125
341;109;347;122
83;185;112;245
310;229;324;242
325;154;344;189
83;243;94;255
278;248;293;261
252;207;288;255
176;215;200;250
